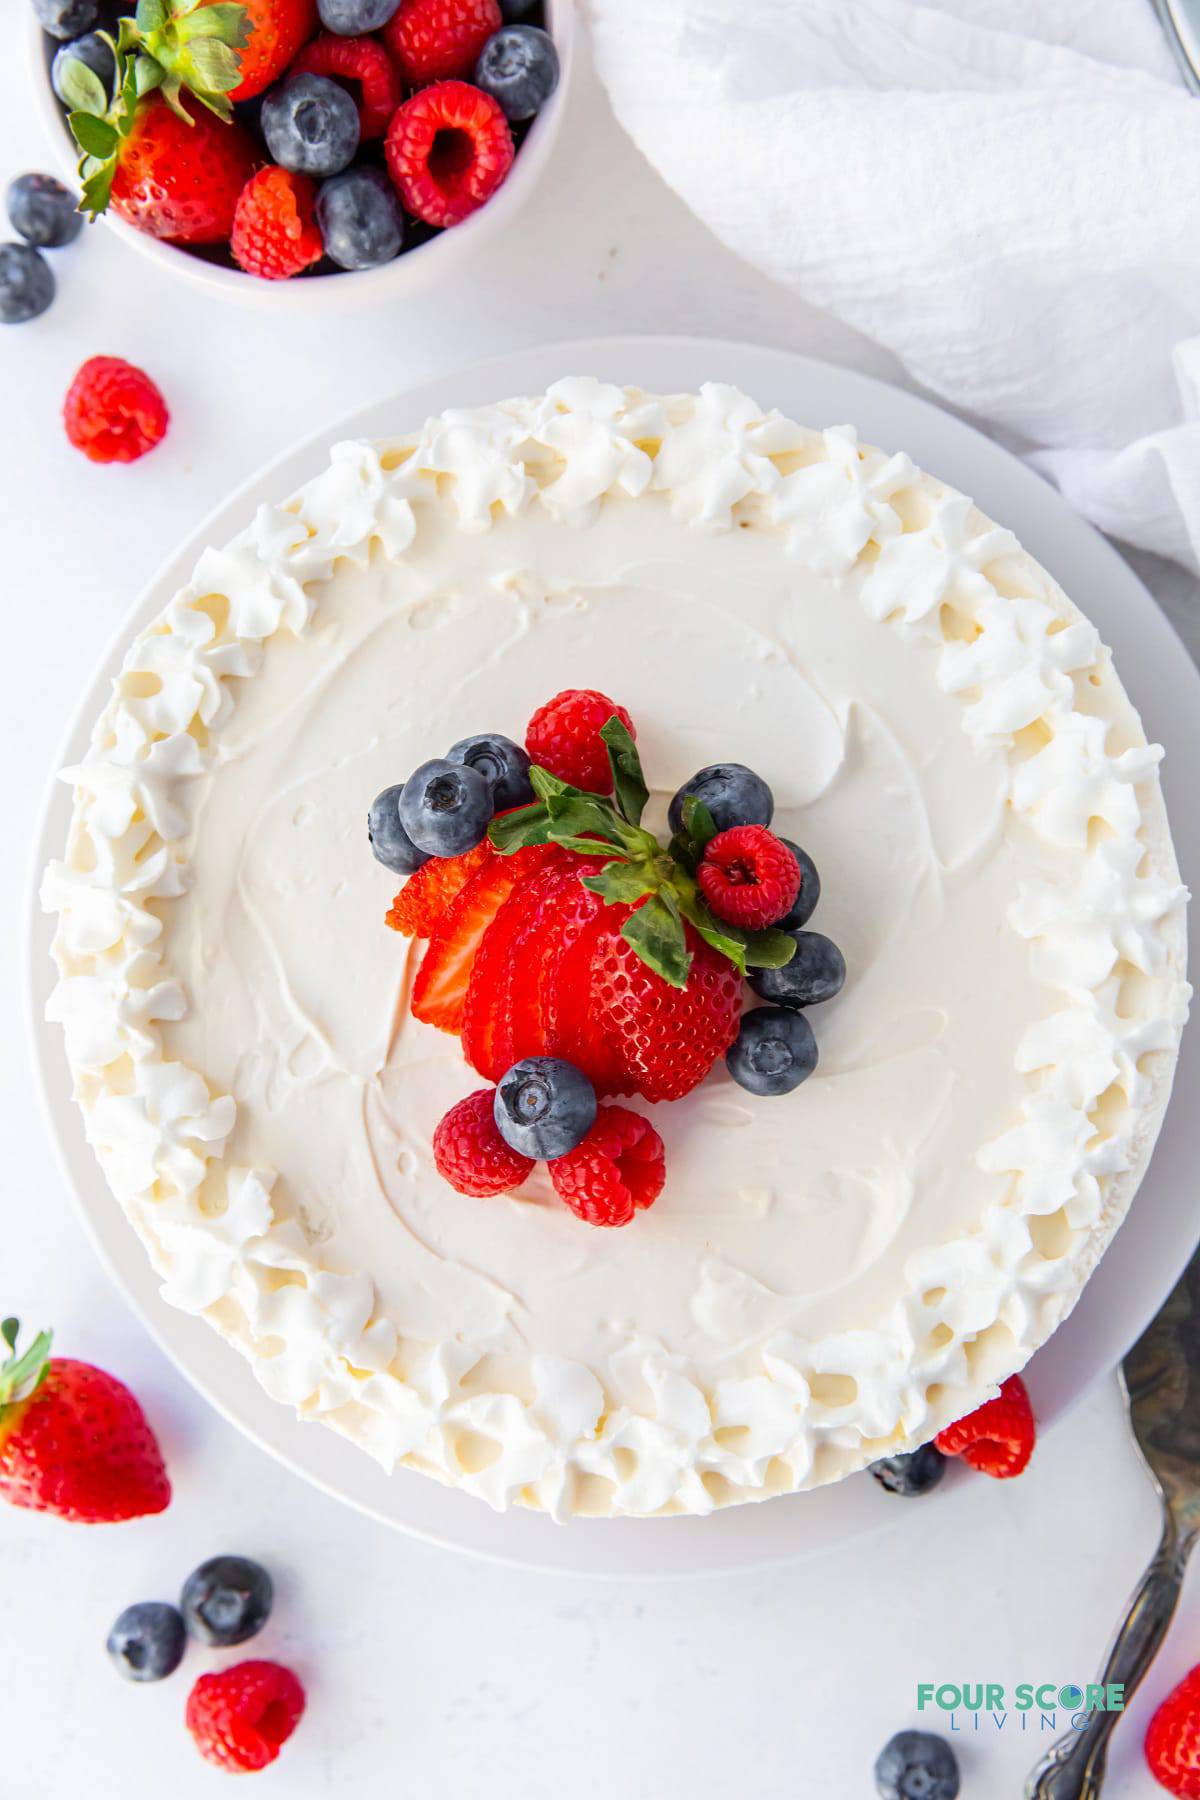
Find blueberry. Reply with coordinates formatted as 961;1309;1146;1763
499;0;539;16
874;1730;960;1800
774;839;820;929
495;1057;597;1159
316;168;403;271
316;0;400;30
870;1443;946;1498
668;763;774;837
749;931;845;1009
7;174;82;249
369;783;430;875
726;1007;817;1096
52;30;115;106
181;1555;273;1648
399;759;494;857
106;1601;186;1683
33;0;99;39
475;25;559;121
447;733;534;811
0;244;55;323
262;74;360;178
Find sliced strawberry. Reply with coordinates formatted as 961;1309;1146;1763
548;902;634;1098
387;840;490;939
507;861;592;1068
462;852;572;1081
411;845;555;1034
592;918;744;1102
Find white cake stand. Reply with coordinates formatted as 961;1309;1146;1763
26;336;1200;1577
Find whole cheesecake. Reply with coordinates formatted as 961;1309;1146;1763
43;381;1190;1519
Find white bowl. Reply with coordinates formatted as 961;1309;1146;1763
26;0;574;310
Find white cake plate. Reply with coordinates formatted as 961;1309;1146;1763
27;336;1200;1577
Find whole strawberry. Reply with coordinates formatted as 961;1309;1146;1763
66;13;260;240
1147;1665;1200;1799
0;1319;171;1523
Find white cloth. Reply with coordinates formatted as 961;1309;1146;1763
587;0;1200;574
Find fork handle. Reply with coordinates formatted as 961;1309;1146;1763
1025;1521;1193;1799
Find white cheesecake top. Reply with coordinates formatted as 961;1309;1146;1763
44;381;1190;1519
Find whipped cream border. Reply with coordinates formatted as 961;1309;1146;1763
42;381;1190;1520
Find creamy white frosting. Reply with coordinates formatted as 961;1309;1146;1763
43;381;1190;1519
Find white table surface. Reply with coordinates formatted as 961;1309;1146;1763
3;26;1198;1800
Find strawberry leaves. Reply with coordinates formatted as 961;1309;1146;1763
488;719;796;990
0;1320;53;1415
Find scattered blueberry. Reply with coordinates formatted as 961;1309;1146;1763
316;0;401;31
369;784;430;875
499;0;539;16
447;732;534;811
399;758;494;857
181;1555;273;1648
316;168;404;271
262;74;360;178
495;1057;597;1159
874;1730;960;1800
106;1601;187;1683
749;931;845;1009
668;763;774;836
475;25;560;121
870;1443;947;1498
33;0;99;39
726;1007;818;1096
7;173;82;249
0;243;55;324
51;29;115;106
774;839;820;929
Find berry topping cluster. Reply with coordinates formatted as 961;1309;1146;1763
371;689;849;1222
32;0;561;284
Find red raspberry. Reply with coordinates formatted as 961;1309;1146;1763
384;0;501;85
591;911;744;1102
550;1105;666;1227
1147;1666;1200;1798
525;690;636;794
291;34;402;139
934;1374;1035;1478
698;825;802;930
433;1087;534;1196
186;1661;305;1774
387;841;491;939
230;167;324;280
63;358;168;465
385;81;513;228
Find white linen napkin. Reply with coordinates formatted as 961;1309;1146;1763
586;0;1200;574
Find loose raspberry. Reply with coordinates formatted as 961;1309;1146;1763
698;825;802;930
433;1087;534;1196
185;1661;305;1774
549;1105;665;1227
1147;1666;1200;1799
934;1374;1035;1478
525;689;636;795
385;80;513;229
230;167;324;280
384;0;501;85
291;33;402;139
63;358;169;465
387;841;490;938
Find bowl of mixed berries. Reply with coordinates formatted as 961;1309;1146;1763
25;0;569;299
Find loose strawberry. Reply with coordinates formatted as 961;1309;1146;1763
0;1320;171;1524
549;1106;666;1227
1147;1665;1200;1799
934;1374;1035;1478
386;840;490;939
411;844;555;1033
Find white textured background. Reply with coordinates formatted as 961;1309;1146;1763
3;23;1198;1799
